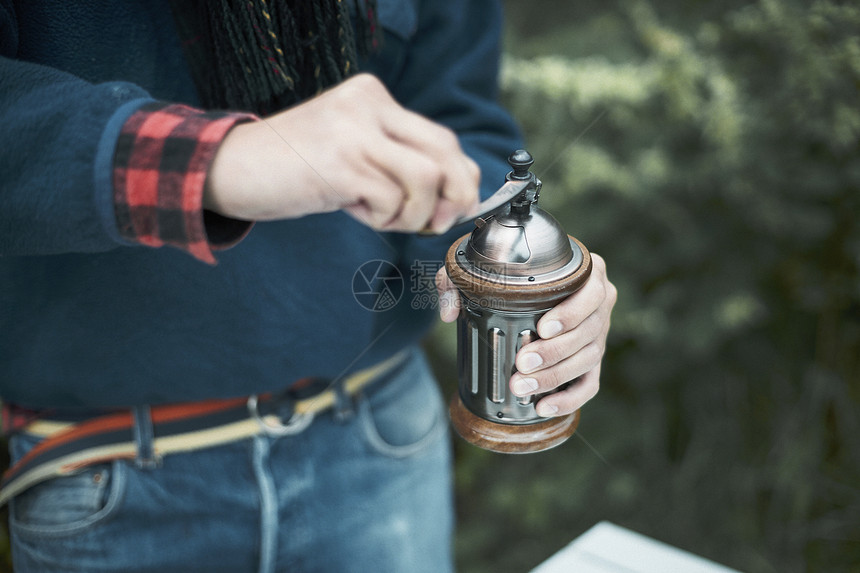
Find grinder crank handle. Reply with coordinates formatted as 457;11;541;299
419;178;533;235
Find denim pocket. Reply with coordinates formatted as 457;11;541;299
9;435;126;539
358;352;447;458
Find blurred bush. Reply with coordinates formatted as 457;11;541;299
427;1;860;571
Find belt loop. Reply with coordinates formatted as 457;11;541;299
132;405;161;470
333;379;355;423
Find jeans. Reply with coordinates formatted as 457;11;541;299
7;348;454;573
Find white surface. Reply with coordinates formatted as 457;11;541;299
530;521;742;573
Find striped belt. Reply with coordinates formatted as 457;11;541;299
0;351;408;507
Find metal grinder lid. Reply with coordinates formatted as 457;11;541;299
463;150;581;281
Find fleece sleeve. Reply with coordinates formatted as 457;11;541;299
0;4;251;260
0;50;153;256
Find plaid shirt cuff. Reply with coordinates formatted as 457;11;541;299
113;103;257;264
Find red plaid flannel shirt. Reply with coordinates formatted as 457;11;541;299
113;102;258;264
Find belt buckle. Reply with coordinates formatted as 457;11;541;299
247;395;315;437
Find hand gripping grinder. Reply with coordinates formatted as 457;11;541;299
445;150;593;454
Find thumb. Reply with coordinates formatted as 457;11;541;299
435;267;461;323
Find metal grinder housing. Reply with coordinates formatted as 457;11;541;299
444;150;592;453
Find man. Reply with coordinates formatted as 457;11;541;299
0;1;615;571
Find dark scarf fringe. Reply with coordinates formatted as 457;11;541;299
169;0;379;115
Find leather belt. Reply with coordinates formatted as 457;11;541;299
0;351;408;507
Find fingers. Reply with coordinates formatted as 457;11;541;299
374;87;480;233
338;74;480;232
358;140;441;231
509;253;617;416
514;255;614;373
332;93;480;233
516;311;609;374
511;327;608;397
350;139;476;233
533;367;601;417
533;254;614;339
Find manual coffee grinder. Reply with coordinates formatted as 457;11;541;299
445;150;592;454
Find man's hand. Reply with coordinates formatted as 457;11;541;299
436;253;617;417
204;74;481;234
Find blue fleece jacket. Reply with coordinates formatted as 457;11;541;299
0;0;521;408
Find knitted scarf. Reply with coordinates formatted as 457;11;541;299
168;0;379;115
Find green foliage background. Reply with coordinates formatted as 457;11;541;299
425;0;860;571
0;1;856;572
